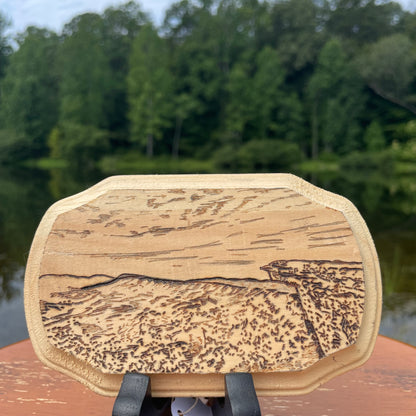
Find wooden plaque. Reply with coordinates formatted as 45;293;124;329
24;174;382;397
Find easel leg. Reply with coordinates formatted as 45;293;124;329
112;373;169;416
212;373;261;416
113;372;260;416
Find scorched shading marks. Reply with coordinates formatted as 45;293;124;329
39;259;364;374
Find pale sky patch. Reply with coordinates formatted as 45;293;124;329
1;0;415;37
1;0;175;35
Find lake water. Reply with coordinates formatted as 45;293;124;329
0;166;415;348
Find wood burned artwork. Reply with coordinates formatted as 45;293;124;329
25;174;382;397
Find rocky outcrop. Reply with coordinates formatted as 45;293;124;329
39;258;364;375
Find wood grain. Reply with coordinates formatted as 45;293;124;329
38;187;361;280
24;174;381;396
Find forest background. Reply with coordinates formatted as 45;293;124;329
1;0;416;174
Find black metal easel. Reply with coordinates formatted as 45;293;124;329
112;373;261;416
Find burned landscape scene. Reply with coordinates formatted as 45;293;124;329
38;188;365;374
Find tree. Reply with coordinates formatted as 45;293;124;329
250;46;286;140
358;34;416;116
0;27;59;160
0;12;11;79
222;56;254;145
326;0;404;45
308;38;365;157
214;138;304;172
223;44;305;150
163;1;229;154
50;122;110;166
163;0;201;42
59;13;112;129
55;13;116;162
128;24;173;157
364;121;386;152
403;9;416;41
273;92;307;151
2;0;416;168
270;0;325;73
237;139;304;172
215;0;271;73
171;92;198;158
101;2;149;137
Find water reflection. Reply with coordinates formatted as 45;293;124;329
0;166;104;346
382;293;416;345
0;168;52;301
0;167;415;347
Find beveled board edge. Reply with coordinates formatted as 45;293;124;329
24;173;382;396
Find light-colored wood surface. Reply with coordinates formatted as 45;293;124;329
24;174;382;396
1;336;414;415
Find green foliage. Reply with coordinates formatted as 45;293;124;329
30;158;69;170
360;34;415;97
326;0;404;45
0;28;59;158
222;45;305;149
214;139;304;172
381;246;405;296
101;2;149;134
55;123;111;166
171;92;199;158
1;0;416;171
223;58;253;145
0;11;11;78
403;120;416;139
238;139;304;171
308;38;365;156
340;150;394;172
358;34;416;114
0;166;53;301
59;13;112;129
364;121;386;152
47;127;63;159
0;129;33;163
99;152;214;174
270;0;324;71
251;46;286;139
128;24;173;157
392;138;416;164
273;92;307;147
